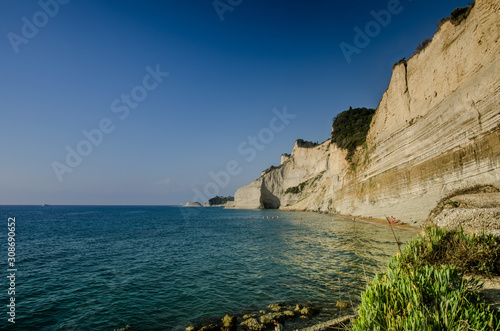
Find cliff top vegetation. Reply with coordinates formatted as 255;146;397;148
207;196;234;205
411;2;475;59
441;1;475;27
331;107;375;162
296;139;320;148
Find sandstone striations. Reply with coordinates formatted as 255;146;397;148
229;0;500;226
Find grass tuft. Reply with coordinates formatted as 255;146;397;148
402;227;500;276
351;227;500;330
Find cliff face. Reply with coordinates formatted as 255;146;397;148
227;141;349;211
229;0;500;226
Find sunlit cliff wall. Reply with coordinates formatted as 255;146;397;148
228;0;500;226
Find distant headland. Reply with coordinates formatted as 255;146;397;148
184;196;234;208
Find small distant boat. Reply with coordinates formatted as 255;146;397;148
42;204;49;207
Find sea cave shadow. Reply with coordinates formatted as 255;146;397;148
260;186;280;209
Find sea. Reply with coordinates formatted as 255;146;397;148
0;205;418;330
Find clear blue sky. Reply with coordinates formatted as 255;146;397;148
0;0;470;205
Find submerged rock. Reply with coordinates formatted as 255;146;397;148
335;301;349;308
240;318;265;331
260;314;274;325
294;304;303;312
221;315;237;331
300;306;320;317
267;303;283;312
260;312;284;326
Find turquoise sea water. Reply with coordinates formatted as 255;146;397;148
0;205;417;330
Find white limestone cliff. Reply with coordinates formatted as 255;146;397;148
229;0;500;226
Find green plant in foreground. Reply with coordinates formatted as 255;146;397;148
352;262;498;330
352;228;500;330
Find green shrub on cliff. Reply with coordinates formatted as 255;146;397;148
284;185;302;194
438;1;475;30
331;107;375;162
284;171;325;195
296;139;320;148
413;38;432;55
449;1;475;25
207;195;234;206
352;227;500;330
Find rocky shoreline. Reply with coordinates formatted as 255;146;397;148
180;188;500;331
184;301;357;331
178;213;500;331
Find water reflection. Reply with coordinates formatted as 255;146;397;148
272;212;418;302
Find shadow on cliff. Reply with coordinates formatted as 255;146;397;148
260;185;280;209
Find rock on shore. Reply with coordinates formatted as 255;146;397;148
185;302;329;331
429;191;500;236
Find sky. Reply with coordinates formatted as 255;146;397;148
0;0;471;205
